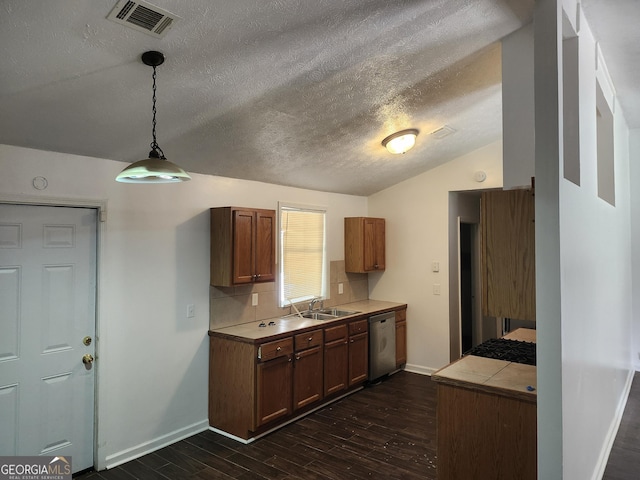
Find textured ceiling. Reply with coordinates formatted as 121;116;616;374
0;1;635;195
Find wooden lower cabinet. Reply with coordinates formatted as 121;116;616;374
395;307;407;367
293;329;324;411
209;311;407;440
256;355;292;426
324;324;349;396
348;320;368;385
436;383;537;480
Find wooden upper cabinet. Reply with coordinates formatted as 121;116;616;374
481;189;535;321
210;207;276;286
345;217;385;273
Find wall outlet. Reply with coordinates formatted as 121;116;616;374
338;283;344;294
252;293;259;306
433;284;441;295
187;304;195;318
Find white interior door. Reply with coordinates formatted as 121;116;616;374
0;204;97;473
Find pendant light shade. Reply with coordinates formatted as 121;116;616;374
116;51;191;183
382;128;419;154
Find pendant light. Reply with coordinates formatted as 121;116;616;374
381;128;419;154
116;51;191;183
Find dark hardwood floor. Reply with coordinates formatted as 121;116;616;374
76;370;640;480
603;371;640;480
76;371;437;480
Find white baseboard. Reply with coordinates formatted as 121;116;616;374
103;419;209;470
591;369;635;480
403;363;437;376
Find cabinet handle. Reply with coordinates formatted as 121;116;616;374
350;339;354;343
295;355;301;360
276;346;281;352
308;337;313;342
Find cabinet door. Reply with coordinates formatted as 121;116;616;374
363;217;385;271
293;346;323;410
348;332;368;386
254;210;276;283
481;189;535;321
256;355;292;427
324;339;348;396
232;209;257;284
345;217;385;273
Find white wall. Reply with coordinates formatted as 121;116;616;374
631;128;640;372
0;144;367;468
533;1;636;478
367;141;502;373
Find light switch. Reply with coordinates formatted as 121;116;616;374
432;261;440;272
187;304;195;318
252;293;259;306
433;284;441;295
338;283;344;294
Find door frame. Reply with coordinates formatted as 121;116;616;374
0;193;107;471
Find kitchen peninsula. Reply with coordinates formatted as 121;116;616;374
208;299;407;442
432;328;537;480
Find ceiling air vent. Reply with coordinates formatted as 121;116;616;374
429;125;456;140
107;0;179;38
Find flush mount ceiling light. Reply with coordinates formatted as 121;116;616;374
381;129;419;154
116;51;191;183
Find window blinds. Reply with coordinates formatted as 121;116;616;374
280;206;326;305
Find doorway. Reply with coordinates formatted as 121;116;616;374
0;204;97;473
459;221;481;354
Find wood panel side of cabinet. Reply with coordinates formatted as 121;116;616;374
436;384;536;480
395;308;407;367
209;335;256;439
210;207;233;287
481;189;536;321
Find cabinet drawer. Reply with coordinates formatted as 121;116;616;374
294;329;323;351
324;324;348;343
349;319;368;336
395;308;406;322
258;337;293;362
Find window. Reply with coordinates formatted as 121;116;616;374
279;203;327;307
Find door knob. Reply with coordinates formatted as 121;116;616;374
82;354;94;365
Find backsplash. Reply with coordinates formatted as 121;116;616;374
209;260;368;329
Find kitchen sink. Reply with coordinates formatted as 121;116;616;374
317;308;360;317
282;308;361;321
300;312;338;320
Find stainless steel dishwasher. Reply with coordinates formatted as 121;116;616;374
368;311;396;382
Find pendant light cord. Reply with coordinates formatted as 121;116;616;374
150;65;166;159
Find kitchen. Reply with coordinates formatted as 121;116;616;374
0;1;639;479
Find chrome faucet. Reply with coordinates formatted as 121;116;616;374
308;297;322;312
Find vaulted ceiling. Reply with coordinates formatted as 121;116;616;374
0;1;636;195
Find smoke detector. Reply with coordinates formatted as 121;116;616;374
107;0;179;38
